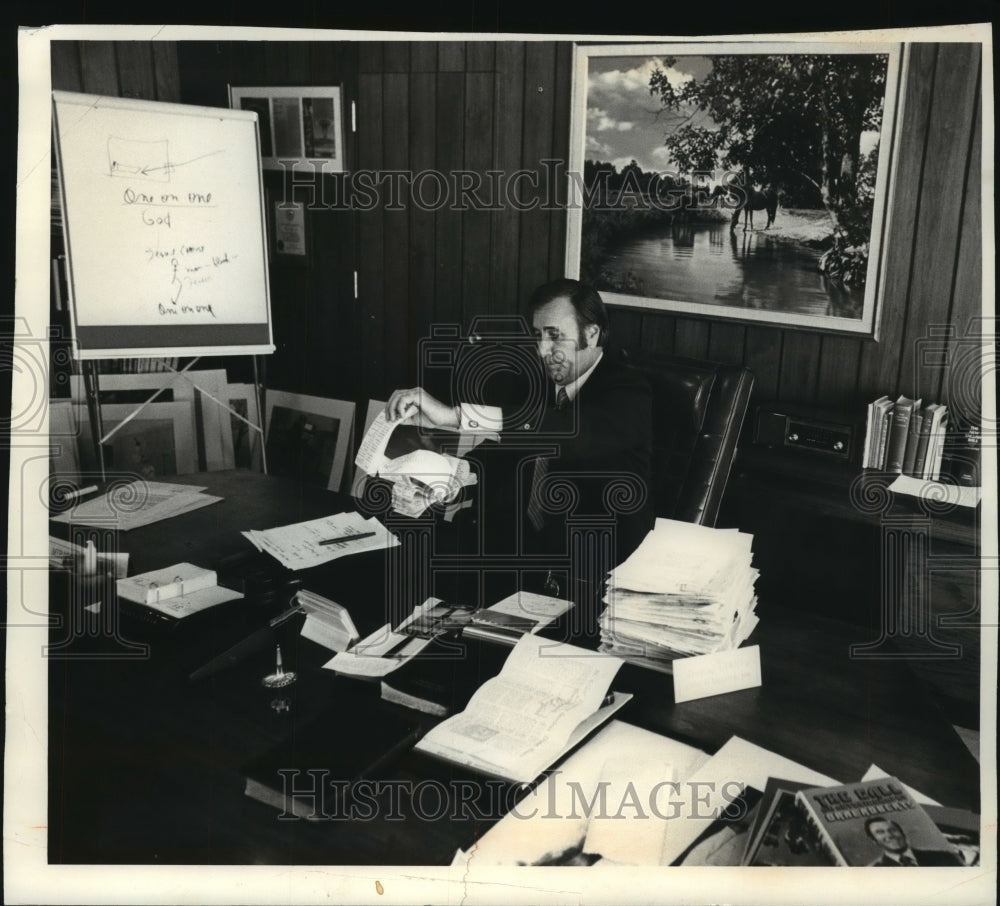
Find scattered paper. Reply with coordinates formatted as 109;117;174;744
243;512;398;571
455;721;709;866
582;758;678;864
672;645;762;703
888;474;982;508
657;736;838;866
50;481;220;530
861;764;941;807
139;584;243;619
324;622;432;678
353;407;480;516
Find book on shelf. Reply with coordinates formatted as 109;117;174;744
919;403;948;479
884;396;920;473
242;699;422;821
873;398;895;469
862;395;889;468
413;634;631;784
928;411;950;480
794;777;964;866
911;405;934;477
901;407;924;475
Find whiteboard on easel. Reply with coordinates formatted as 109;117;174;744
52;90;275;360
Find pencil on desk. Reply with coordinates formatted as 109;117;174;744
318;531;377;546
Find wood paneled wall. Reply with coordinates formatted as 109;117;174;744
51;40;983;423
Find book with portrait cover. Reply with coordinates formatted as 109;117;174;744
794;777;963;866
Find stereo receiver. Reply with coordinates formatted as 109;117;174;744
752;404;859;461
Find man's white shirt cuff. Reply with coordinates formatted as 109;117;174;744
458;403;504;432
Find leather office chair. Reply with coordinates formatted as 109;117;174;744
618;349;754;527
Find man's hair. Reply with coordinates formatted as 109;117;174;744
864;817;903;841
527;278;609;347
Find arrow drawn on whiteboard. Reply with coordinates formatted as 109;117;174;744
171;258;183;303
109;149;225;179
139;149;226;177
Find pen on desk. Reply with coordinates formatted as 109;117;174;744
318;531;377;546
64;484;99;502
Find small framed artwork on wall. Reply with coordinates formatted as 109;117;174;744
229;86;346;173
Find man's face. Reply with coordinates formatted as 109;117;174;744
869;821;908;853
532;297;600;387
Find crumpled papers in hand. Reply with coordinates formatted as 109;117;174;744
379;449;477;517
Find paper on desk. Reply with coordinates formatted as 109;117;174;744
454;721;709;866
50;481;219;530
323;623;432;677
861;764;941;806
242;512;398;570
491;590;573;621
583;758;678;864
657;735;838;865
888;474;982;508
140;583;243;618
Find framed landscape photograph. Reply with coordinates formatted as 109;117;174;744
566;42;906;337
229;85;346;172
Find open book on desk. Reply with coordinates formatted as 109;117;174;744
414;634;630;784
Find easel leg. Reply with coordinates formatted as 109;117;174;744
253;355;269;475
82;361;106;480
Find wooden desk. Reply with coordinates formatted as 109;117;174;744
720;448;982;728
48;471;980;865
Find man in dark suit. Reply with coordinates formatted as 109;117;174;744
386;279;653;630
865;818;963;866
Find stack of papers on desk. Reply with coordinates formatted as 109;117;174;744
242;511;398;570
50;480;220;530
598;518;759;671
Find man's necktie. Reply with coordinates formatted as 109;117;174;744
899;854;917;866
527;387;568;530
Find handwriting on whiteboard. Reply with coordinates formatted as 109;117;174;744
105;136;238;317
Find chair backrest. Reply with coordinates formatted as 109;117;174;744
619;349;754;526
